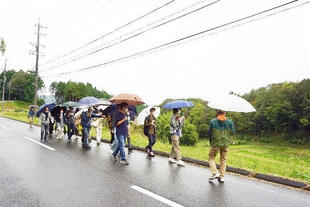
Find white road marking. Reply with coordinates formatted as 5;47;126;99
0;125;9;130
24;136;56;151
131;185;185;207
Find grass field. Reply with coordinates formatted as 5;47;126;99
1;101;310;183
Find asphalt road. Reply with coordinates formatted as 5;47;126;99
0;117;309;207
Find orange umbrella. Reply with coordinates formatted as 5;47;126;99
109;93;145;106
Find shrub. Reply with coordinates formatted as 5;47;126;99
181;122;199;146
156;113;171;143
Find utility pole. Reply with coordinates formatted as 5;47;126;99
30;18;46;106
1;59;7;112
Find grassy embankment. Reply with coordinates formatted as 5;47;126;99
0;101;309;183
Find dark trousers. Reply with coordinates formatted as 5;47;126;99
110;130;115;144
41;124;49;142
146;134;156;152
49;122;54;135
82;127;90;146
67;123;75;140
127;136;131;149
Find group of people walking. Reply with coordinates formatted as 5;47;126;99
28;103;235;182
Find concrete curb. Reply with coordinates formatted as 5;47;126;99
1;115;309;191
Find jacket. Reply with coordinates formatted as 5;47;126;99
170;113;184;137
208;118;235;148
65;109;75;124
28;109;35;118
144;114;156;135
39;112;54;125
81;111;102;128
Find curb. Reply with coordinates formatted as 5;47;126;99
1;115;309;192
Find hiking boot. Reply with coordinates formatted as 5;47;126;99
218;177;225;183
209;174;220;181
120;160;129;165
168;158;176;164
176;160;185;167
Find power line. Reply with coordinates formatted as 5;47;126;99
40;0;213;71
39;0;176;67
43;0;308;78
40;0;221;72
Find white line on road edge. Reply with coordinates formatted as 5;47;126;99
24;136;56;151
131;185;185;207
0;125;9;130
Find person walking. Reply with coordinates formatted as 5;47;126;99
66;107;75;143
92;110;104;146
168;108;186;166
208;110;235;183
144;107;157;157
81;107;103;150
28;106;35;128
111;102;129;165
39;107;54;142
55;109;65;140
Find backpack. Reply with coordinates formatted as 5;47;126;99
143;116;150;136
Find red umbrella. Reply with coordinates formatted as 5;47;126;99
109;93;145;106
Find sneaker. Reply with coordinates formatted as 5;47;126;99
111;154;117;162
97;141;101;146
218;177;225;183
68;139;72;143
176;160;185;167
120;160;129;165
168;158;176;164
149;151;155;157
209;174;220;181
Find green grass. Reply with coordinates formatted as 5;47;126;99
1;101;310;183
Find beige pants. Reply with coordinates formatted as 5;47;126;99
57;123;63;139
209;147;229;177
169;135;181;161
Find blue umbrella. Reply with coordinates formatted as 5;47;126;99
78;96;99;106
36;103;56;117
163;100;194;109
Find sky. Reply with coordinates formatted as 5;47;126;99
0;0;309;105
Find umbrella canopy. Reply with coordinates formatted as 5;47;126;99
207;94;256;113
137;106;160;125
51;106;67;117
62;101;78;107
109;93;145;106
36;103;56;117
78;96;99;106
102;104;118;116
96;99;110;106
74;107;88;118
163;100;194;109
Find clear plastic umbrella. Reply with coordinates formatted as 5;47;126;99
137;106;160;125
207;94;256;113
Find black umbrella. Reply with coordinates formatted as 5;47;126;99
36;103;56;117
102;104;118;116
51;106;67;117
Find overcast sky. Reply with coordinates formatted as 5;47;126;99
0;0;309;105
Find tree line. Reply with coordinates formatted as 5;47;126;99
50;81;112;103
0;70;44;103
155;79;310;146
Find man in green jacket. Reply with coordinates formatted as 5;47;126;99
208;110;235;183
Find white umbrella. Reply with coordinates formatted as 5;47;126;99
207;94;256;113
137;106;160;125
74;107;88;118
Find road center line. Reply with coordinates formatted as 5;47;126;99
24;136;56;151
131;185;185;207
0;125;9;130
